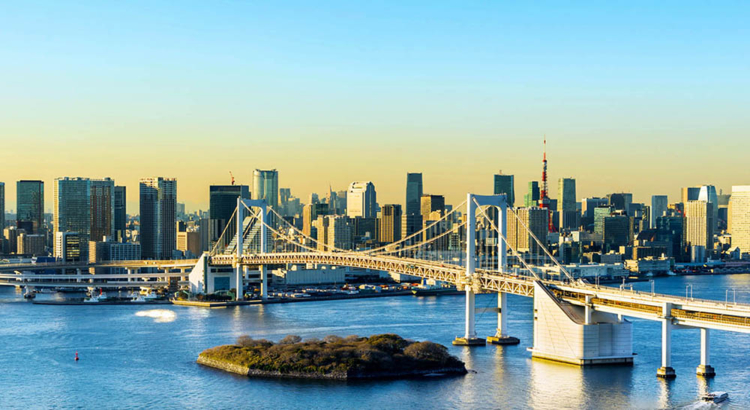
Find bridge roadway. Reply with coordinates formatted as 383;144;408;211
0;260;198;273
211;252;750;334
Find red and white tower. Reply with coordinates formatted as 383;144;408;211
538;137;555;232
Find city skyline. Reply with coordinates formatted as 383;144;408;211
1;2;749;212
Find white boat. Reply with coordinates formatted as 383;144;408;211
701;391;728;404
84;291;109;303
667;271;677;276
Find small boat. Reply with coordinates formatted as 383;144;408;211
667;271;677;276
84;290;109;303
23;290;36;299
412;284;458;296
701;391;728;404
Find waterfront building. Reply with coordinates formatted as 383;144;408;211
684;200;714;251
656;215;686;261
379;204;402;243
90;178;115;243
347;181;377;218
54;177;91;260
252;169;279;209
17;233;45;256
493;173;515;207
16;180;44;234
114;186;127;241
139;177;177;260
90;237;142;273
730;186;750;256
557;178;578;230
55;231;83;262
209;185;250;247
651;195;668;229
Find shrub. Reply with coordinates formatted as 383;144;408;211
279;335;302;345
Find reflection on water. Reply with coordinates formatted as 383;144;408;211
135;309;176;323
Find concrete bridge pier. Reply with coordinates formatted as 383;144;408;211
235;264;243;301
487;292;520;345
260;265;268;301
696;328;716;377
657;302;676;379
453;285;485;346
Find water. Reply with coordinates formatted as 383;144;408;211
2;275;750;409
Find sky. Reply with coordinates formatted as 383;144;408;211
1;1;748;213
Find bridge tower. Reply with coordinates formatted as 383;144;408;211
235;198;268;301
454;193;517;346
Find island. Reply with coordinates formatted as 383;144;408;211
197;333;467;380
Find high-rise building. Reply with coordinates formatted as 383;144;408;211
730;186;750;256
380;204;402;243
557;178;578;230
209;185;250;247
279;188;292;215
657;215;685;261
593;206;613;236
608;193;633;214
55;231;83;262
404;173;423;237
581;197;608;231
54;177;91;260
18;233;45;256
698;185;719;233
681;186;701;205
603;215;631;250
420;194;445;222
140;177;177;259
493;173;515;207
16;180;44;234
114;186;127;241
0;182;4;236
506;207;548;255
524;181;540;208
347;181;377;218
684;200;714;251
90;178;115;243
177;230;202;258
303;203;329;238
252;169;279;209
650;195;668;228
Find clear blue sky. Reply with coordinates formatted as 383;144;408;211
1;1;748;212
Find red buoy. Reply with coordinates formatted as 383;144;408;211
75;351;79;361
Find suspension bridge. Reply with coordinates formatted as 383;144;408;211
4;193;750;379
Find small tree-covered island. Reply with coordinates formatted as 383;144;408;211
198;334;468;380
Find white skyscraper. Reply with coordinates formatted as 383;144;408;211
730;186;750;256
346;181;377;218
698;185;719;233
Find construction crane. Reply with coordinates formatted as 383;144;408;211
229;171;235;186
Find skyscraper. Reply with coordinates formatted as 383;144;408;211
698;185;719;233
684;200;714;251
16;180;44;234
54;177;91;260
608;193;633;214
493;173;515;207
506;207;548;255
420;194;445;222
303;203;329;238
114;186;127;241
404;173;423;238
90;178;115;242
557;178;577;230
252;169;279;209
347;181;377;218
140;177;177;259
380;204;402;243
650;195;668;229
524;181;540;208
681;186;701;205
209;185;250;247
730;186;750;255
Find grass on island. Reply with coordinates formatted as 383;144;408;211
200;333;466;377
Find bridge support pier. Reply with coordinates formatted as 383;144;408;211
657;303;676;379
487;292;520;345
453;287;485;346
260;265;268;301
696;328;715;377
235;264;243;301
